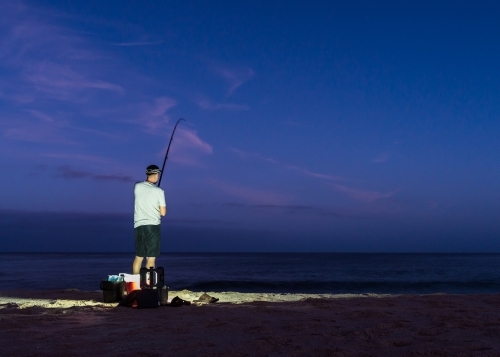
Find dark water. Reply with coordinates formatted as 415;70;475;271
1;253;499;294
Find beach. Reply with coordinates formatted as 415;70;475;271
1;290;499;356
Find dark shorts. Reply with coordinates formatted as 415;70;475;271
134;225;161;257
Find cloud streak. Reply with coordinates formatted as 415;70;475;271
56;166;134;182
42;153;111;164
4;125;59;143
167;218;240;227
112;40;164;46
332;184;399;202
162;127;213;167
222;202;342;217
175;129;213;154
136;97;177;133
24;109;54;123
2;113;72;144
372;153;389;163
0;4;124;104
210;64;254;96
23;62;124;100
284;164;343;181
196;97;249;111
211;181;292;205
230;148;343;181
231;148;400;202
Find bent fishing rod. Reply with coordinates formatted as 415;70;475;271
157;117;185;187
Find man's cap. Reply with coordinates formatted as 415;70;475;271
146;165;161;175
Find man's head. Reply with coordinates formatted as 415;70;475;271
146;165;161;183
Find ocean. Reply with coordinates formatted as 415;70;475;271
1;253;499;294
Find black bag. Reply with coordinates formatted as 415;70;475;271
136;288;161;308
100;280;125;303
118;290;137;307
118;286;168;308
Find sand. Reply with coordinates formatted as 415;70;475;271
1;289;499;356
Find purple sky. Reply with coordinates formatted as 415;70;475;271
1;1;499;252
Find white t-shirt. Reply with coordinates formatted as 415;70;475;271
134;181;166;228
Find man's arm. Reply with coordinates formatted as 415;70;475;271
158;188;167;217
160;206;167;216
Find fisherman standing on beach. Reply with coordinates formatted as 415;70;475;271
132;164;167;274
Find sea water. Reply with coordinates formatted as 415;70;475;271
0;253;499;294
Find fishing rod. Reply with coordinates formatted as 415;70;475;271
157;117;185;187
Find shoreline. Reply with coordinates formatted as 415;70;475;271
0;289;402;309
0;289;460;309
1;290;499;356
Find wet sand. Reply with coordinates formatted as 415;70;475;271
1;289;499;356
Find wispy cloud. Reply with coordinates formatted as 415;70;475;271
22;62;124;100
231;147;400;203
230;148;343;181
150;97;176;116
136;97;177;133
332;184;399;202
167;128;213;166
66;125;122;140
112;40;164;46
175;129;213;154
222;202;342;217
2;113;72;144
0;2;189;180
24;109;54;122
284;164;343;181
372;153;389;163
42;153;110;164
0;4;123;104
4;125;62;143
1;108;120;145
210;64;254;96
211;180;292;205
196;97;249;111
167;218;240;227
56;166;134;182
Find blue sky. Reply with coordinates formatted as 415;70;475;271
1;1;499;252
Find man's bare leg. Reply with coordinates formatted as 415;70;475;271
145;257;156;269
132;256;144;274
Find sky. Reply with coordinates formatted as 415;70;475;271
1;0;499;252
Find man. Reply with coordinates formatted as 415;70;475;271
132;164;167;274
